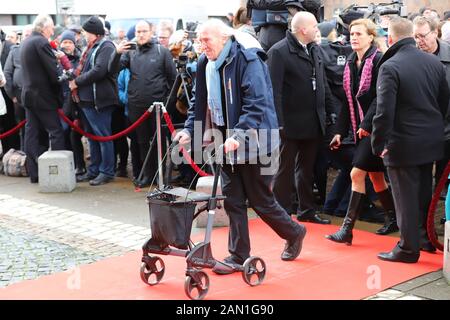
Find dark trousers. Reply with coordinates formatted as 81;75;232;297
387;163;433;254
273;136;321;216
314;144;331;205
323;144;355;214
128;109;158;181
434;140;450;188
112;106;129;171
70;129;85;171
221;164;302;262
24;107;65;180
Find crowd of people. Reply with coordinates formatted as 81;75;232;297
0;3;449;268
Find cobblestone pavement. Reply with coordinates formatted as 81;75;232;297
0;226;102;287
0;193;151;288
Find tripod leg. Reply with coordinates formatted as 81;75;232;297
135;130;157;186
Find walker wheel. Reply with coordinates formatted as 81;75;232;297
140;256;165;286
184;270;210;300
242;256;266;286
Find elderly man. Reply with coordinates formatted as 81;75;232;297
20;15;65;183
372;18;449;263
175;19;306;273
413;15;450;229
268;11;338;224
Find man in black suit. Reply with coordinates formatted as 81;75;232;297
267;11;338;224
20;15;65;183
372;17;449;263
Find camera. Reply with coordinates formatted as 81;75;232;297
127;41;137;50
340;0;407;26
176;53;188;69
58;69;76;83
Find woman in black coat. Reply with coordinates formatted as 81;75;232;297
326;19;398;245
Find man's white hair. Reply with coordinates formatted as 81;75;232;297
196;18;235;38
32;14;54;33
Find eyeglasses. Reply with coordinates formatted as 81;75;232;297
414;30;432;40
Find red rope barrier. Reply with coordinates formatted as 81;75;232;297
0;120;26;140
426;160;450;251
162;110;211;177
57;109;151;142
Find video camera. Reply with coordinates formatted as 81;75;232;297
58;69;76;83
176;53;189;70
339;0;407;27
337;0;407;40
185;22;198;41
246;0;324;28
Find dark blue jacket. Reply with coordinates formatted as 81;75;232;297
184;37;280;163
75;38;118;109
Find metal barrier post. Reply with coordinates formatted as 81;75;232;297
155;102;164;189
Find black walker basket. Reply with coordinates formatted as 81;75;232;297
147;188;196;250
140;148;266;300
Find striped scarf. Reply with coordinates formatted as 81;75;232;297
343;49;377;141
71;36;102;103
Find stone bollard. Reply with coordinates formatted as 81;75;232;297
194;176;229;228
38;151;76;193
444;221;450;284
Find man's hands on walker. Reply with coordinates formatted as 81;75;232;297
173;131;191;145
224;137;239;153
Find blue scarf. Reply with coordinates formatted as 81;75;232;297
205;39;232;126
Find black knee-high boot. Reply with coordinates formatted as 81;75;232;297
375;188;399;235
325;191;364;245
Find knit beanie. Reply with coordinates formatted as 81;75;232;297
60;30;76;44
82;16;105;36
318;22;335;38
126;25;136;41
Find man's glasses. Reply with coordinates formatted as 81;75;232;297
414;30;432;40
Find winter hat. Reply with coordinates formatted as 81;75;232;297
60;30;76;44
104;20;111;32
318;22;335;38
126;25;136;41
82;16;105;36
444;11;450;21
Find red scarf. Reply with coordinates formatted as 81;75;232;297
71;36;102;102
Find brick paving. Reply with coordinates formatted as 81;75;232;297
0;194;151;288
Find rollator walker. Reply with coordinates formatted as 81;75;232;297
138;114;266;300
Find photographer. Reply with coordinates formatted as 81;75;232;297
113;20;176;188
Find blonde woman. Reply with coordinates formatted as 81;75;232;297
327;19;398;245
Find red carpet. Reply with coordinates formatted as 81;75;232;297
0;219;442;300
